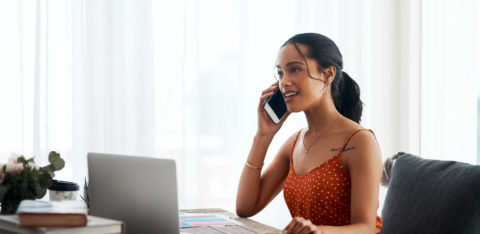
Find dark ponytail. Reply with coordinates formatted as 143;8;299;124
282;33;363;123
331;71;363;123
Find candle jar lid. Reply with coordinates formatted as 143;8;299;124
48;180;79;191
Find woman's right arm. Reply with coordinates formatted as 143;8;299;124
235;83;293;217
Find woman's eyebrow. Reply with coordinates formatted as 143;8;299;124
276;61;305;68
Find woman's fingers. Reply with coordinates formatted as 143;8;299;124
258;87;278;111
283;217;317;234
283;219;296;232
259;92;275;105
259;82;281;107
291;217;307;233
256;81;287;135
284;217;303;233
298;220;314;234
261;84;279;95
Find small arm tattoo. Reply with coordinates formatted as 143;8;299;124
331;146;355;152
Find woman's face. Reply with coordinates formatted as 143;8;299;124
276;43;331;113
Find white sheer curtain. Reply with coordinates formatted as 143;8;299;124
0;0;72;174
0;0;479;229
70;0;157;187
419;0;479;163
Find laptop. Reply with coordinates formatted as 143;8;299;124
87;153;180;234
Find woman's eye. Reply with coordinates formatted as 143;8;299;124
290;67;301;73
277;71;284;77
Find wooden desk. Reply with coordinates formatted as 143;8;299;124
180;208;280;234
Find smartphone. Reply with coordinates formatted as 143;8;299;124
263;88;287;124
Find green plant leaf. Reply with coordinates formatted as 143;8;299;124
48;151;65;171
0;185;7;202
17;157;27;164
52;159;65;171
37;187;47;199
38;173;52;188
41;168;54;179
48;151;59;161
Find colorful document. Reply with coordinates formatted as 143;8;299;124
179;213;241;228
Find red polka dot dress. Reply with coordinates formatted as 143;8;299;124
283;129;383;232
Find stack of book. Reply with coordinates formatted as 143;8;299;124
0;200;123;234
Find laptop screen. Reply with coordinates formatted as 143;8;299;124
87;153;179;234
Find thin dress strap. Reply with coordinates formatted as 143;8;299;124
339;129;375;153
290;130;303;164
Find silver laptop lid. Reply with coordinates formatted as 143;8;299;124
87;153;179;234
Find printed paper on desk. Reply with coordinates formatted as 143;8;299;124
179;213;242;228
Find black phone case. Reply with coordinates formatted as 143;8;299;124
262;89;287;124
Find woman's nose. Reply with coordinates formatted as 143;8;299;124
279;75;292;87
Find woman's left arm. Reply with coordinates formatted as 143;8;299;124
283;130;383;234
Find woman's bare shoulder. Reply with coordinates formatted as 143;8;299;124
341;127;381;168
336;117;380;162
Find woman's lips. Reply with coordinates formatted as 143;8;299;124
284;95;295;102
283;91;298;102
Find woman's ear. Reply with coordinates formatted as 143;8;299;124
325;66;336;84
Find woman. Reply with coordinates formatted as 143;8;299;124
236;33;383;234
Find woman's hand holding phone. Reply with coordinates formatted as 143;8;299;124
257;82;290;137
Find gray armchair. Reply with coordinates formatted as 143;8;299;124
381;152;480;234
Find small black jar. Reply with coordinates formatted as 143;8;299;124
48;180;80;201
